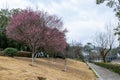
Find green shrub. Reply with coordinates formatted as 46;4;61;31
4;48;18;57
94;62;120;75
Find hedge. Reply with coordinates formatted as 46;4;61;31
94;62;120;75
16;51;31;57
4;48;18;57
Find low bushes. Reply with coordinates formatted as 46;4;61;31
16;51;31;57
94;62;120;75
4;48;18;57
2;48;31;57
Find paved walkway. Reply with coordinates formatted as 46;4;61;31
87;63;120;80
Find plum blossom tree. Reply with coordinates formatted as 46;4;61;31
44;28;66;53
6;9;67;65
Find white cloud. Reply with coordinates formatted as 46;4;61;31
0;0;35;9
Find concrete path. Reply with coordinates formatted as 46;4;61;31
87;63;120;80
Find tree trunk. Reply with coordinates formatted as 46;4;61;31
32;53;34;65
47;54;49;58
103;56;106;63
51;53;54;64
64;58;67;71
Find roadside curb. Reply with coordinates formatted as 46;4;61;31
86;62;103;80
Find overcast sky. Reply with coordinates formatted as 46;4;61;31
0;0;118;45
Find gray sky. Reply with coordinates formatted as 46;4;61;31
0;0;118;45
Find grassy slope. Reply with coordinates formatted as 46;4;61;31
0;56;95;80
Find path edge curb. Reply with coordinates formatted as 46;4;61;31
86;62;103;80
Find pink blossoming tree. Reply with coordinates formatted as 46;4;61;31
6;9;67;65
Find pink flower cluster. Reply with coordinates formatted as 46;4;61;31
6;9;67;54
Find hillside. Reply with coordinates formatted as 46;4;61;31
0;56;95;80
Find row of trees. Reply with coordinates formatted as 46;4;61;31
0;8;117;64
0;8;84;67
66;42;83;60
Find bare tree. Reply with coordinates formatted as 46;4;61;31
95;24;115;63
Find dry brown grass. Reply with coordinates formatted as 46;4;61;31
0;56;95;80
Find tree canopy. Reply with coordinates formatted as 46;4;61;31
6;9;67;64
